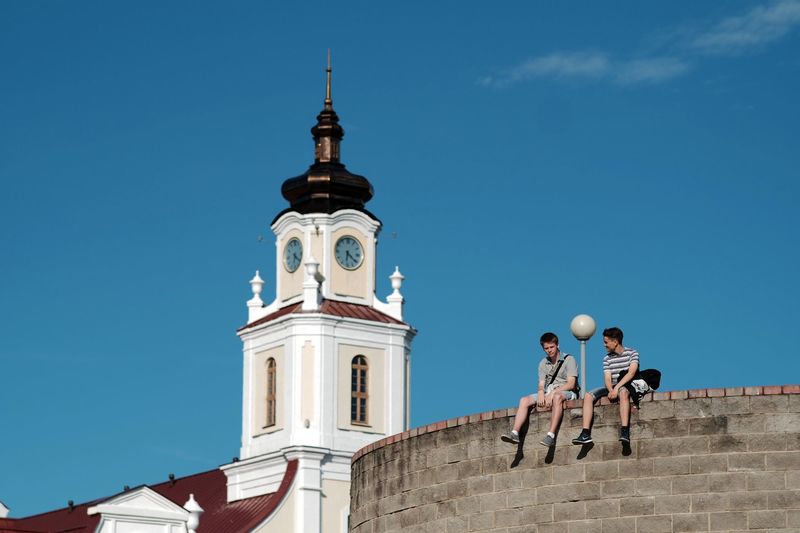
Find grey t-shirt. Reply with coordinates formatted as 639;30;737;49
537;353;578;391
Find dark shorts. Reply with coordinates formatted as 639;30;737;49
589;382;649;408
588;384;636;402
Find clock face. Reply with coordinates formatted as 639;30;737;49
283;238;303;273
335;236;364;270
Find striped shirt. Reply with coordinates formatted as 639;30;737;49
603;347;639;385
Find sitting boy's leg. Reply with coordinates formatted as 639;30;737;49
501;394;536;444
581;391;595;430
619;386;631;443
619;387;631;426
572;388;608;445
540;391;576;447
513;394;536;432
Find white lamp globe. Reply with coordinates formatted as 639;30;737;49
570;314;596;341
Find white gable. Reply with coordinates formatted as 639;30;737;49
88;486;190;533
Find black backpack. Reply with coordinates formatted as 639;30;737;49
636;368;661;390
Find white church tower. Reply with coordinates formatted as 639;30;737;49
221;60;416;533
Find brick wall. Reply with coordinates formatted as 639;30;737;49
349;386;800;532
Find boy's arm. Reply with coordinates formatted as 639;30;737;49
537;380;546;407
553;375;577;393
615;349;640;391
605;370;618;399
614;361;639;389
604;370;613;390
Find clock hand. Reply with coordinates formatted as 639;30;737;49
293;253;300;262
346;251;354;262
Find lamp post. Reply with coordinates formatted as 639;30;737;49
570;314;596;398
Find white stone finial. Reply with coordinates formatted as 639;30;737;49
385;266;404;320
302;254;322;311
249;271;264;300
305;254;319;279
0;500;9;519
390;266;404;296
247;271;267;322
184;493;204;533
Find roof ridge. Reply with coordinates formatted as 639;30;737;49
12;467;222;520
147;467;221;489
9;497;103;521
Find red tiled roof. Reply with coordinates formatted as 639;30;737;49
0;503;101;533
0;460;297;533
321;300;405;325
240;299;406;331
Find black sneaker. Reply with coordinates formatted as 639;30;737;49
619;427;630;443
571;432;593;445
500;431;519;445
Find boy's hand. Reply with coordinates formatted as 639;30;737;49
543;393;554;408
537;394;546;408
608;388;618;400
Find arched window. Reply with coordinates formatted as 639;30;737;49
351;355;368;425
266;358;276;427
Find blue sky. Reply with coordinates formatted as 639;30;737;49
1;0;799;517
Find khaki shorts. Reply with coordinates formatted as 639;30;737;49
529;389;578;402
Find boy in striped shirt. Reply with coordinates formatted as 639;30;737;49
572;327;639;445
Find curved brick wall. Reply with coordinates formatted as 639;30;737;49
350;386;800;533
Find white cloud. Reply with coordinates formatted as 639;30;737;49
480;52;688;88
617;57;691;84
479;51;610;88
690;0;800;54
479;1;800;89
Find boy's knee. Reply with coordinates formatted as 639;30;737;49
619;388;630;398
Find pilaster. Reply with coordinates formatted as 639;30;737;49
287;447;326;533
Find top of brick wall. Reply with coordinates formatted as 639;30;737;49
352;385;800;464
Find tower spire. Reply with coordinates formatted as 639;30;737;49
310;51;342;164
276;55;375;221
325;49;332;110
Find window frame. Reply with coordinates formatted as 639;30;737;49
350;355;369;426
265;358;277;428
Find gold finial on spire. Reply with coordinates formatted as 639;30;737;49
324;49;333;109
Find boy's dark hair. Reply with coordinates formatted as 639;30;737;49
540;332;559;346
602;327;624;343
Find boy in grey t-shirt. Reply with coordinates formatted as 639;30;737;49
500;332;579;447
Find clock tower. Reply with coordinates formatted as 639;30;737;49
221;60;415;533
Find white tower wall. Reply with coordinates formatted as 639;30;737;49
223;209;415;533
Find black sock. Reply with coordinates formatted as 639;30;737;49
621;426;629;430
581;428;591;436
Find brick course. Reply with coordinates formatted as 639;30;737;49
350;387;799;532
